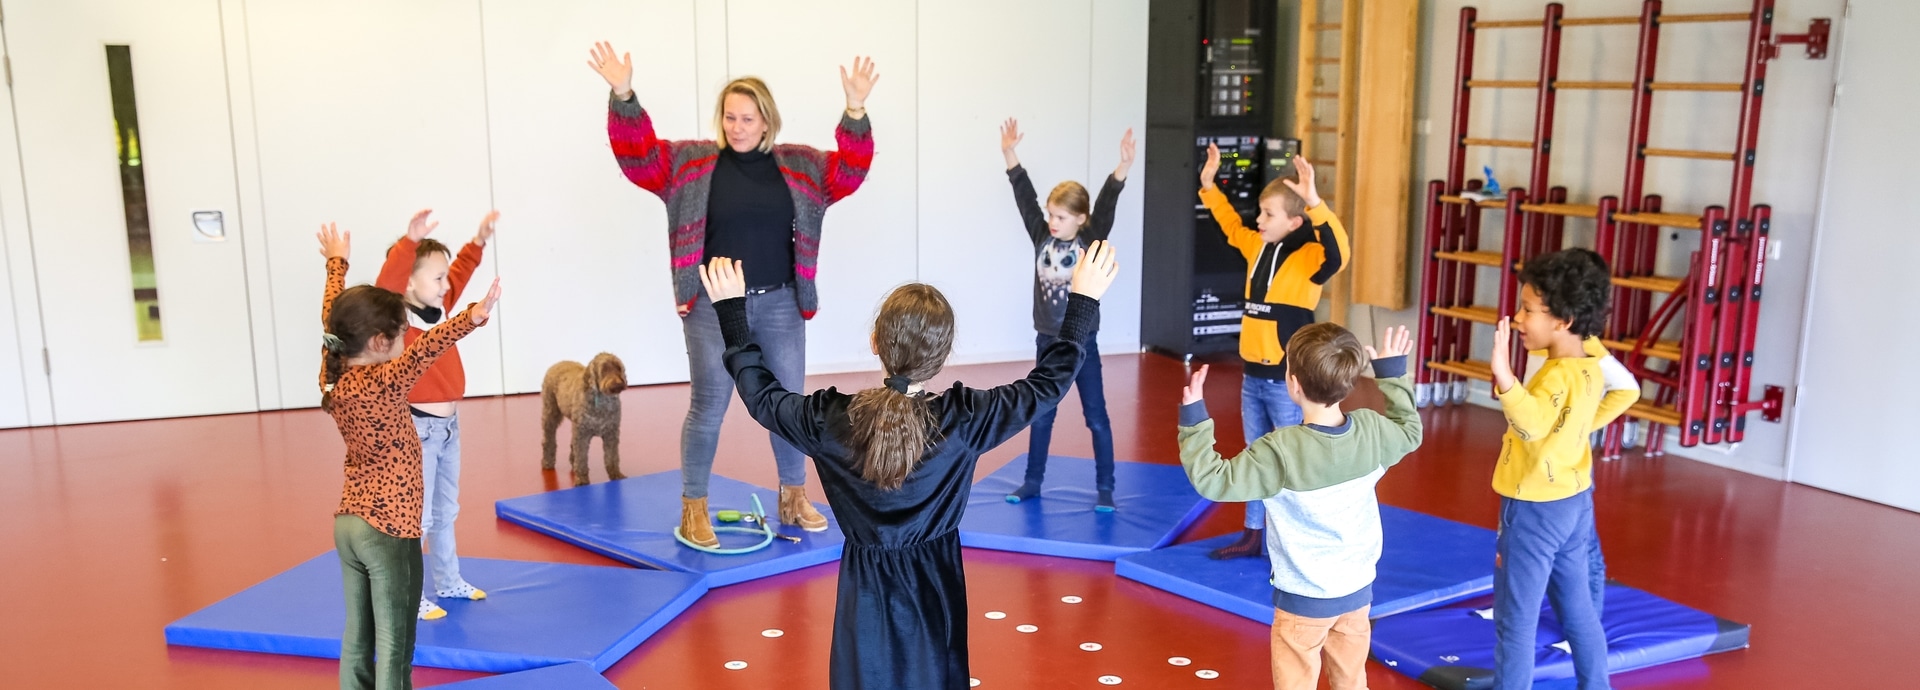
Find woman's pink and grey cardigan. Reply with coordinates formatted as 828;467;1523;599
607;92;874;319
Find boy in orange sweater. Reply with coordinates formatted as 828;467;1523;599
375;209;496;621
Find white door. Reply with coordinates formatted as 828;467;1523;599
6;0;257;424
1789;0;1920;511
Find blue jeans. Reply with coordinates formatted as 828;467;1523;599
1023;331;1115;490
681;286;809;499
1494;491;1611;690
1240;375;1303;530
416;411;463;596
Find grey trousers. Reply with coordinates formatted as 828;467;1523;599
680;285;808;498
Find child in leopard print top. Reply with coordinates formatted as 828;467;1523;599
316;223;498;689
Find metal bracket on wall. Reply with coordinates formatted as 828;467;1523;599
1767;18;1831;60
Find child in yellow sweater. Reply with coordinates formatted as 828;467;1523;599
1487;249;1632;690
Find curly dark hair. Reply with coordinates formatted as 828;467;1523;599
1517;248;1612;338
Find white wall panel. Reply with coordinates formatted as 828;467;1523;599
915;0;1092;365
725;0;919;374
480;0;700;392
1089;0;1150;355
245;0;501;408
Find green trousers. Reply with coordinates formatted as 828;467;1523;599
334;514;422;690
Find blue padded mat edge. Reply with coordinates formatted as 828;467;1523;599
494;471;844;588
426;662;617;689
164;553;707;673
1115;505;1496;621
958;456;1212;561
1370;583;1751;689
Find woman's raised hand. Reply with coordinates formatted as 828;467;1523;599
840;56;880;111
588;41;634;99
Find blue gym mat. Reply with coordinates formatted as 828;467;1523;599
427;662;617;689
1114;505;1496;621
164;553;706;673
957;456;1212;561
495;471;844;588
1370;583;1751;689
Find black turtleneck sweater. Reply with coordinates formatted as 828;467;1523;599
706;146;798;289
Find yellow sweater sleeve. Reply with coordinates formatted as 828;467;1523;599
1199;186;1265;261
1496;367;1564;441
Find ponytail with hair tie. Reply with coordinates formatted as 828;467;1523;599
884;374;913;394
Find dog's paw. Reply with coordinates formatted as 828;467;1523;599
608;471;627;482
572;476;592;488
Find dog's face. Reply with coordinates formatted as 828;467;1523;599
587;353;627;397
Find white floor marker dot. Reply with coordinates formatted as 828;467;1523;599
1016;624;1039;633
724;661;748;670
1080;642;1102;652
1167;656;1192;666
1060;595;1083;604
1098;676;1123;685
761;629;784;638
1196;669;1220;680
984;611;1007;620
970;679;981;687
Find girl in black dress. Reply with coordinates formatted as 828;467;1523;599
698;243;1120;690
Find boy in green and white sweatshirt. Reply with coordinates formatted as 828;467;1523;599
1176;324;1423;690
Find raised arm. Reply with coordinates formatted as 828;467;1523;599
593;42;681;198
801;57;880;205
1289;158;1350;285
386;280;495;388
1000;119;1051;244
375;209;437;294
703;258;830;455
1366;326;1424;458
1174;364;1296;501
1197;143;1263;260
443;211;495;308
318;224;350;391
1086;129;1130;243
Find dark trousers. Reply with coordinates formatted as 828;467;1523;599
1023;331;1115;490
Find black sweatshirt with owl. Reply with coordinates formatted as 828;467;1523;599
1007;165;1123;336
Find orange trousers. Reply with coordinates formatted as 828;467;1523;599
1270;605;1371;690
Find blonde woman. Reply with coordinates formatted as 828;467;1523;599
589;41;878;546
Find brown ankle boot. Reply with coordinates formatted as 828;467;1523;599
779;485;829;532
679;497;719;548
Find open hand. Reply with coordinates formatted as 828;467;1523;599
317;223;351;260
840;56;879;110
1199;143;1220;190
406;209;438;242
474;210;500;246
588;41;634;99
1114;128;1136;181
698;257;747;301
1182;365;1210;406
472;278;502;325
1490;317;1516;391
1366;326;1414;360
1069;240;1120;300
1282;156;1322;208
999;118;1023;153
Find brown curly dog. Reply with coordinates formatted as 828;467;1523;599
540;353;627;486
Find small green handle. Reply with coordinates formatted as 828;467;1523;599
716;510;743;523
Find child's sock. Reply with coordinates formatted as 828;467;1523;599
1207;528;1266;560
1005;480;1044;503
1094;489;1115;513
437;581;487;601
418;599;447;621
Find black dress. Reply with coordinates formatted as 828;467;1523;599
714;293;1099;690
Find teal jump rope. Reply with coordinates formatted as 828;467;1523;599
674;493;797;555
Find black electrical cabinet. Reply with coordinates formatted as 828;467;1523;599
1140;0;1295;356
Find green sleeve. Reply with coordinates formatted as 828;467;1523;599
1177;418;1293;502
1374;374;1425;462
